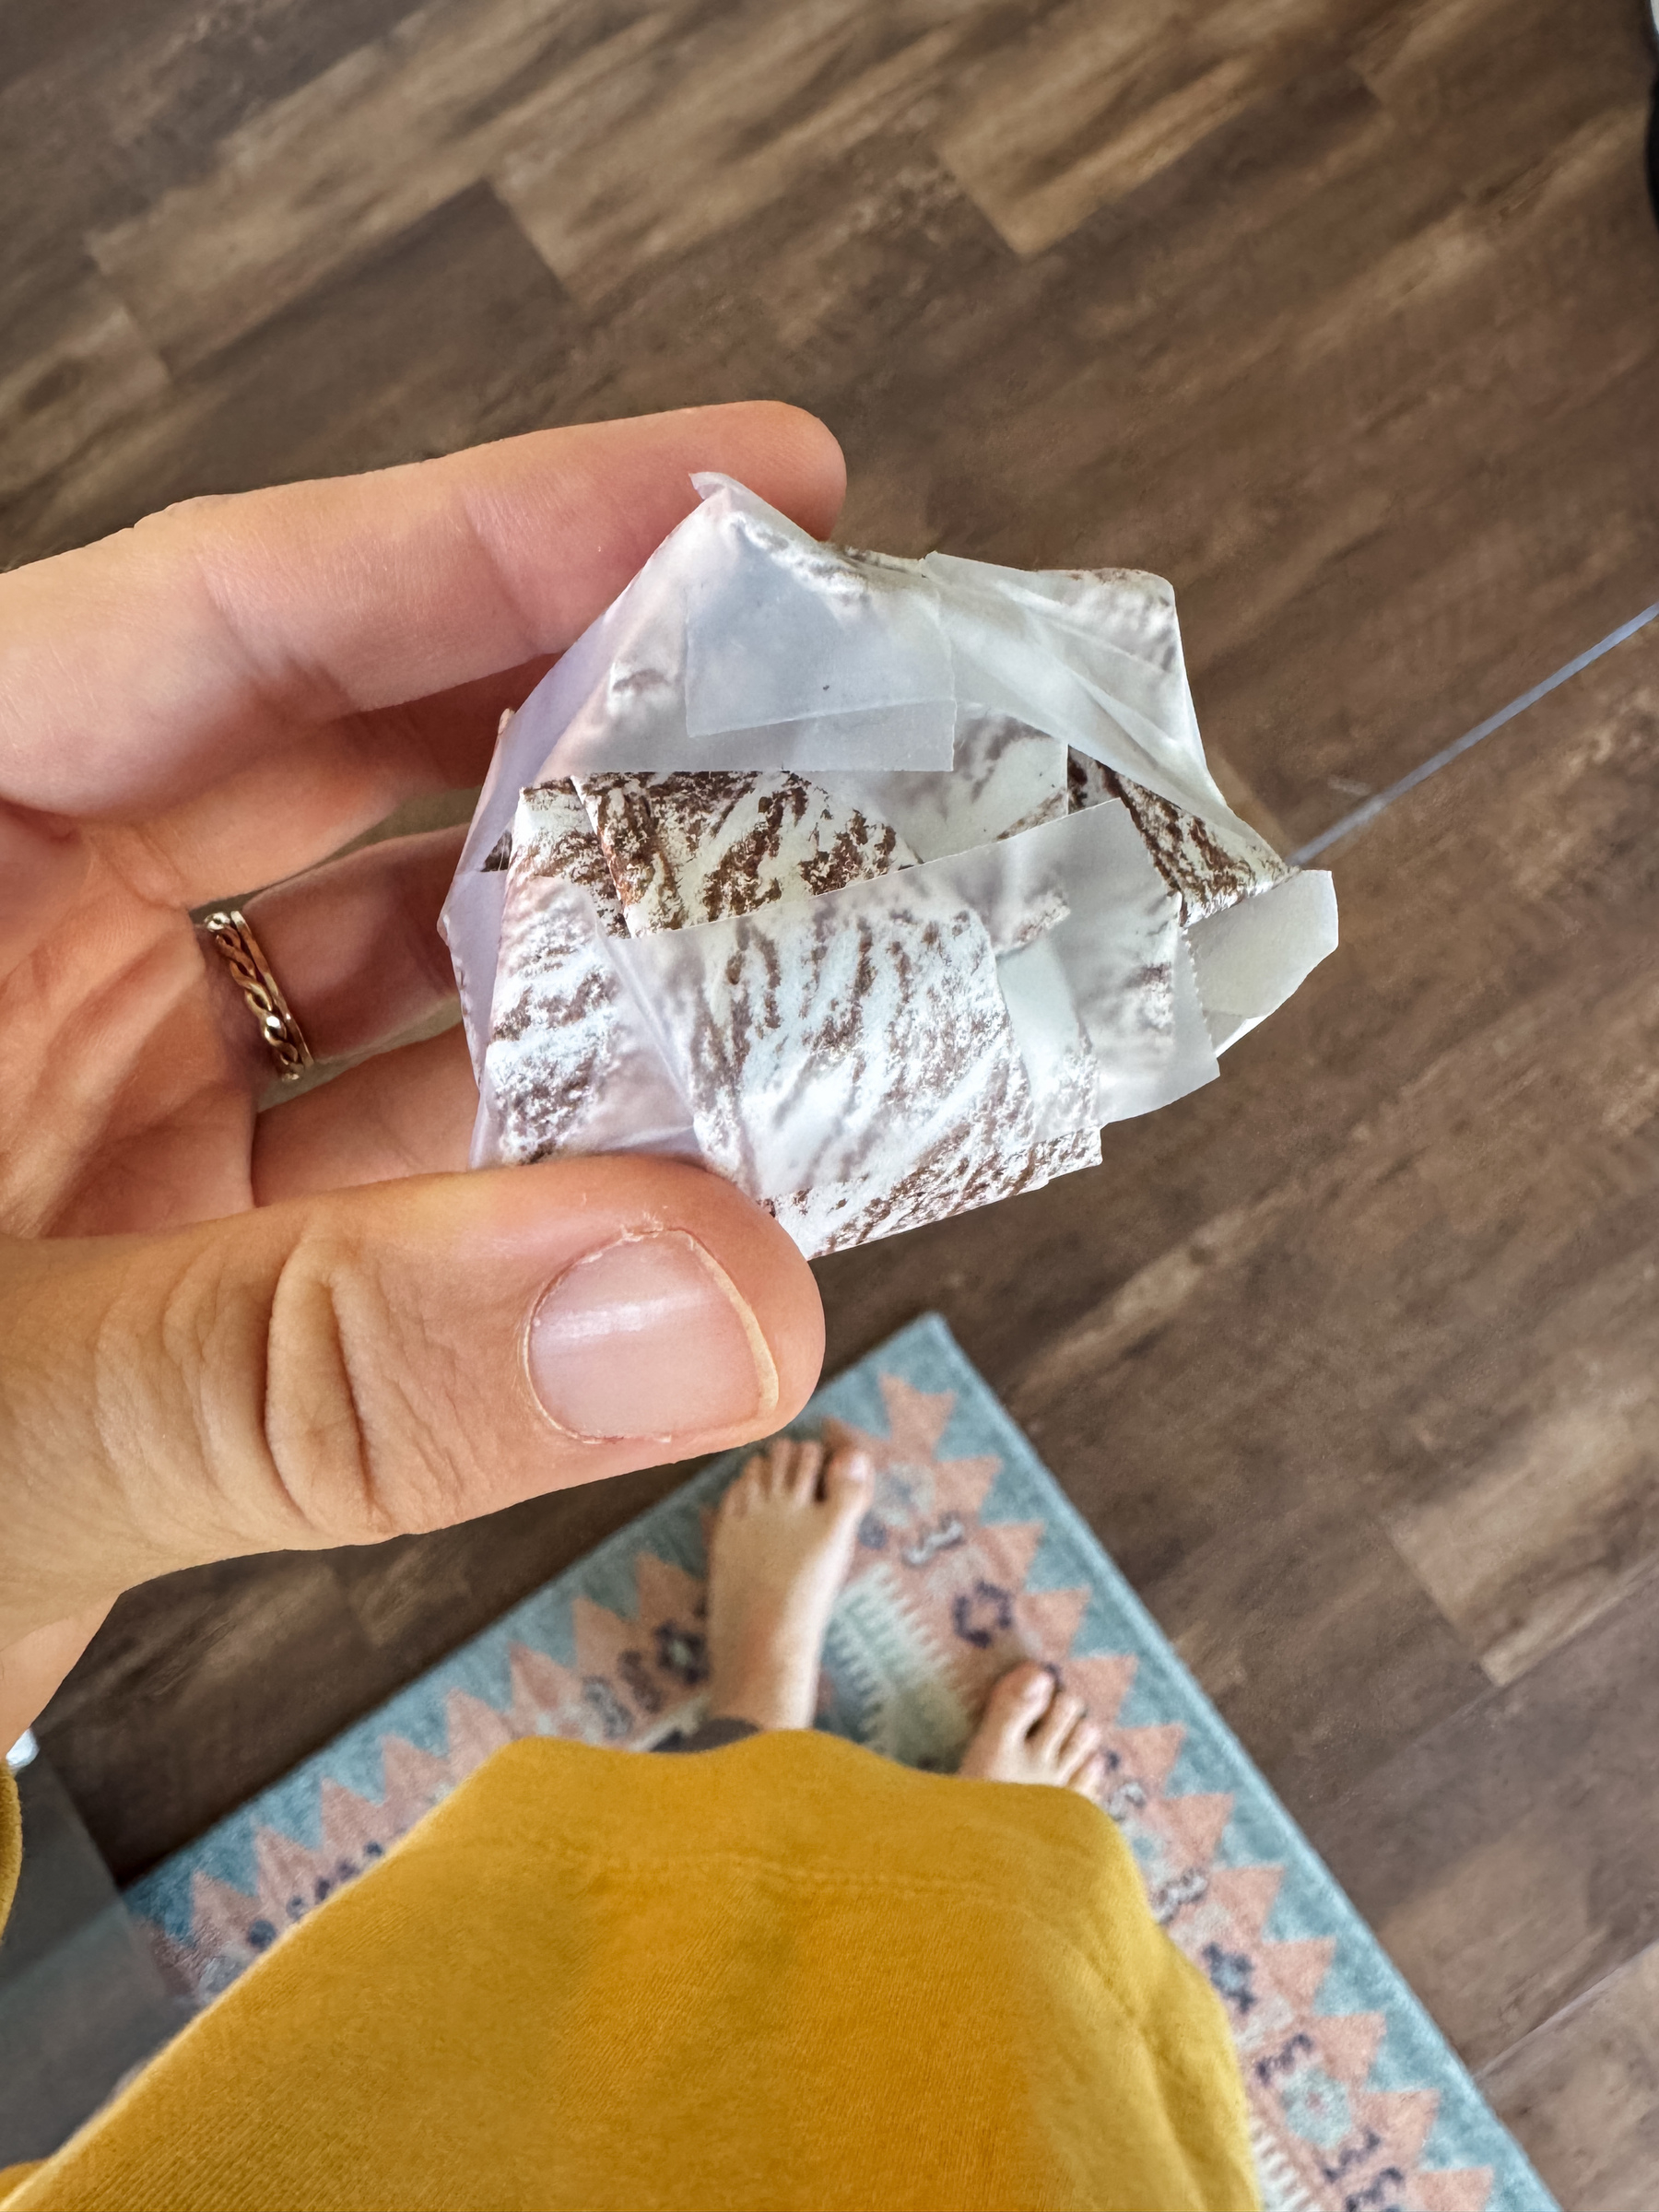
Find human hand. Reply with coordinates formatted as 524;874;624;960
0;405;842;1748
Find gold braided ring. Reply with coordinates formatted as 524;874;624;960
202;906;314;1083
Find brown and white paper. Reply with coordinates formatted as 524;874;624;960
441;477;1337;1256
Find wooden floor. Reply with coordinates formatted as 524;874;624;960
9;1;1659;2200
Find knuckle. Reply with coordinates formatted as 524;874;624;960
130;493;239;544
149;1243;277;1540
264;1229;471;1544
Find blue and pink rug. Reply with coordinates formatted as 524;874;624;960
127;1314;1554;2212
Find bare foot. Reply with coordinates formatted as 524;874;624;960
703;1437;870;1732
957;1661;1108;1801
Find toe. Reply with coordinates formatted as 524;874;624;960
790;1439;826;1502
1057;1718;1101;1783
981;1662;1054;1747
1032;1688;1086;1759
762;1438;794;1496
725;1455;766;1514
1072;1753;1107;1803
823;1448;871;1518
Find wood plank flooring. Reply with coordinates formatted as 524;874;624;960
6;0;1659;2201
1480;1942;1659;2212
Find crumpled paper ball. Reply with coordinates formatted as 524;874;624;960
441;476;1336;1256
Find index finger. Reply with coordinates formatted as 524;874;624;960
0;404;845;819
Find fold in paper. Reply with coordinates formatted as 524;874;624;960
443;477;1337;1256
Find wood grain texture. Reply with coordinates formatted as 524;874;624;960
934;0;1394;253
1352;0;1656;203
1149;1493;1488;1818
6;186;583;555
1312;1583;1659;2068
1387;1350;1659;1689
7;0;1659;2190
0;275;168;505
1479;1943;1659;2212
7;4;1653;838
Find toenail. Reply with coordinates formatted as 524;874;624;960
843;1453;872;1483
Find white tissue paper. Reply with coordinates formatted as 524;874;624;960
441;475;1337;1256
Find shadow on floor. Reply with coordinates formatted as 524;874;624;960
0;1754;185;2167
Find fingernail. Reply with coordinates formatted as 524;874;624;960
527;1231;777;1443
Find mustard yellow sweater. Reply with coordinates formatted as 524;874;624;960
0;1732;1255;2210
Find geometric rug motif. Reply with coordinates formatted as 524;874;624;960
126;1314;1557;2212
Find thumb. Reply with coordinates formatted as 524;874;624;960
0;1157;823;1641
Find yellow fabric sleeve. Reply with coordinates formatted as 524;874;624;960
0;1763;18;1935
3;1731;1255;2212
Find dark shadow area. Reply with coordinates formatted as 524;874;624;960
0;1756;185;2166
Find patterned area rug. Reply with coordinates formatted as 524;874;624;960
129;1315;1554;2212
